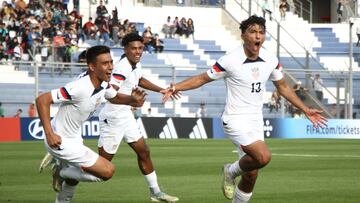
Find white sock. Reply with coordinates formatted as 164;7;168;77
228;160;244;178
232;187;252;203
60;165;103;182
55;182;77;203
144;171;160;194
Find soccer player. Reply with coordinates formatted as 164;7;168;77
36;45;146;203
162;15;327;203
97;33;179;202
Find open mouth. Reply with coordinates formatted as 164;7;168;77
255;42;261;46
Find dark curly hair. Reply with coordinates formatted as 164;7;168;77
121;32;143;47
239;15;266;34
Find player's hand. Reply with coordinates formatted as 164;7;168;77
46;132;62;150
161;83;180;103
304;108;328;128
130;87;147;107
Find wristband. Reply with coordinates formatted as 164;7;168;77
172;85;176;92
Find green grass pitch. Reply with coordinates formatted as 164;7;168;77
1;139;360;203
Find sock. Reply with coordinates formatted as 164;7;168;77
232;187;252;203
55;182;77;203
228;160;244;178
144;171;160;194
60;165;103;182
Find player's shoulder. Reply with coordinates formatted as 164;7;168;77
259;47;278;62
114;58;134;75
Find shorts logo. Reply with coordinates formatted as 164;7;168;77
263;119;273;137
28;119;45;139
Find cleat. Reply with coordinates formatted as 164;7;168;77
222;164;235;199
150;191;179;202
39;152;55;173
52;164;63;193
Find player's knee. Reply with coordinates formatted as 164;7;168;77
256;151;271;168
137;147;151;160
101;164;115;181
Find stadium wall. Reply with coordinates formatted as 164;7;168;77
1;117;360;142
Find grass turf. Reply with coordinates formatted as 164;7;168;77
0;139;359;203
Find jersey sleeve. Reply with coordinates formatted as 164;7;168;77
104;83;118;99
51;80;81;104
110;62;129;88
207;58;228;80
269;62;284;81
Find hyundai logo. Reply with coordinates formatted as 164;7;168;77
28;119;45;139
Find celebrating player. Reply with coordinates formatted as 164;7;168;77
162;15;327;203
36;45;146;203
97;33;179;202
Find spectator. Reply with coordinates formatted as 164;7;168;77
356;24;360;46
162;16;176;39
151;34;164;53
142;26;154;53
83;17;97;40
279;0;289;20
147;107;152;117
330;103;337;118
99;14;110;45
77;49;87;63
65;39;78;62
261;0;272;21
13;108;23;118
269;91;280;112
177;17;189;38
111;22;121;46
312;74;324;101
28;102;36;117
293;81;308;101
96;0;108;19
0;102;4;117
62;0;70;14
337;0;344;23
196;102;207;117
186;18;195;39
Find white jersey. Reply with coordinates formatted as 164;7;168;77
207;46;283;116
99;56;143;120
50;73;117;141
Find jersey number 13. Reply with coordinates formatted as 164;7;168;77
251;82;261;93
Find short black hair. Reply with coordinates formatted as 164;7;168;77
121;32;143;47
86;45;110;64
239;15;266;34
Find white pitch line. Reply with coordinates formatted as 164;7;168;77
232;150;360;158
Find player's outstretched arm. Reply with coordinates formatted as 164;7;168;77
139;77;182;100
273;78;327;128
162;72;213;103
108;87;146;107
36;92;62;149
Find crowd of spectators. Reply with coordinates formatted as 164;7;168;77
162;16;194;39
0;0;87;62
0;0;150;64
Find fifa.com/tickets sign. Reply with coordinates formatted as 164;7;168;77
265;118;360;139
0;117;360;142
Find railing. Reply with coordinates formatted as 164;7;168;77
293;0;312;23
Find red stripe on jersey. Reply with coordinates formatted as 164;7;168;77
113;74;125;81
60;87;71;100
213;64;222;72
276;63;282;70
